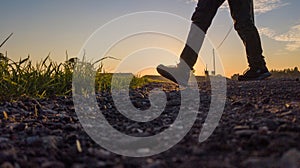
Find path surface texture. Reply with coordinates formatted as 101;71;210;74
0;79;300;168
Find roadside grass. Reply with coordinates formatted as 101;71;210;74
0;53;152;101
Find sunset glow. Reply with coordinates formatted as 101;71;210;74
0;0;299;77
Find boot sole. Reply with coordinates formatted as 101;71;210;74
156;66;188;86
238;72;272;81
257;72;272;80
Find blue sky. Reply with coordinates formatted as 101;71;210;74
0;0;299;76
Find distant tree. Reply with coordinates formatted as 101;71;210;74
231;67;300;80
231;74;239;80
270;67;300;78
294;67;299;72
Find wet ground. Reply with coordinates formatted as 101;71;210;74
0;78;300;168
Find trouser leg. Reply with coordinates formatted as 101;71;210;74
228;0;266;69
180;0;225;69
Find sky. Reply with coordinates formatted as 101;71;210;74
0;0;299;77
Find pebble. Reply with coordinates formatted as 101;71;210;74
242;157;276;168
41;161;65;168
26;136;42;146
0;137;9;143
42;136;62;149
280;148;300;168
14;123;26;131
0;162;14;168
235;130;257;137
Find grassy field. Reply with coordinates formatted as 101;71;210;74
0;53;151;101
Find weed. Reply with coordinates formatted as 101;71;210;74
0;53;151;101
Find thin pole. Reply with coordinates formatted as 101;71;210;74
213;49;216;76
0;33;13;49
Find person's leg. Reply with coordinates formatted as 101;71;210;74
228;0;271;80
157;0;225;85
228;0;268;71
180;0;225;69
156;0;225;86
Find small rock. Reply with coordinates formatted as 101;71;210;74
248;134;270;149
242;157;276;168
14;123;26;131
0;162;14;168
42;136;62;149
0;137;9;143
145;161;163;168
88;148;111;159
267;108;280;113
235;130;256;137
64;124;77;132
41;161;65;168
261;97;271;104
51;129;63;135
263;119;280;131
234;125;250;130
26;136;42;146
279;111;293;117
66;134;78;144
42;109;58;114
0;142;14;151
71;163;85;168
232;101;243;106
280;149;300;168
277;124;300;132
95;161;107;167
258;126;269;134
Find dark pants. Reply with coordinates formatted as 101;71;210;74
180;0;266;70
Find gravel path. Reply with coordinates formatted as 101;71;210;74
0;79;299;168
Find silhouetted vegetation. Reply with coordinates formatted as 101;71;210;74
0;53;150;101
269;67;300;78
